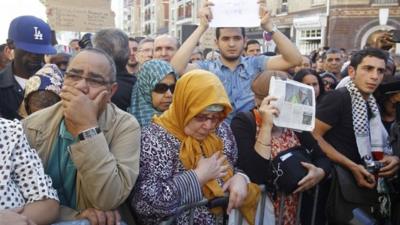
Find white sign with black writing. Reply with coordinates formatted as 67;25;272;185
209;0;260;28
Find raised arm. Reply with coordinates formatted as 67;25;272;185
170;1;213;75
259;2;302;70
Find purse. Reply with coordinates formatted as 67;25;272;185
271;146;311;194
326;165;380;224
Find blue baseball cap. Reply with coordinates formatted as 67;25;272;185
8;15;56;55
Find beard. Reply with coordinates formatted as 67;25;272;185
220;51;241;62
127;61;138;67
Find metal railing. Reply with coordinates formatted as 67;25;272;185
52;220;127;225
158;185;322;225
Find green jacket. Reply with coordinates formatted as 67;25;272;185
22;102;140;222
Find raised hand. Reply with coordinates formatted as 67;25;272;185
258;96;279;127
198;0;214;29
258;0;274;32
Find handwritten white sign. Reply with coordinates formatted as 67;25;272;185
209;0;260;28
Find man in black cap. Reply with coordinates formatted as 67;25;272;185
0;15;56;120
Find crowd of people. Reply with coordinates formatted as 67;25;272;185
1;1;400;225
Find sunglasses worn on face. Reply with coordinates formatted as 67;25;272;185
323;80;336;89
153;83;175;94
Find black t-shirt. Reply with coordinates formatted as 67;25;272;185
316;87;362;164
111;71;137;112
231;111;331;185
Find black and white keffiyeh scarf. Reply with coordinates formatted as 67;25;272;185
345;80;392;164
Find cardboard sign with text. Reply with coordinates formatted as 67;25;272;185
46;0;114;32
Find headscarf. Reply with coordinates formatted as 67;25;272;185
19;64;64;117
129;60;176;127
153;69;260;225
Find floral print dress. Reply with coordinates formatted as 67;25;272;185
270;128;301;225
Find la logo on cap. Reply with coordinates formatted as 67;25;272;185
33;27;43;40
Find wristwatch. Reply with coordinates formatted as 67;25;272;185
78;127;101;141
267;23;278;35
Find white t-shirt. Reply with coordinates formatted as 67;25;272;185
14;75;28;89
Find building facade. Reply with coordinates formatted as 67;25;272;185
123;0;134;36
140;0;169;36
125;0;400;53
168;0;201;39
268;0;400;54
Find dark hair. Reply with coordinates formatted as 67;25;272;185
321;48;341;60
0;44;6;52
25;91;61;115
6;39;14;49
293;69;325;99
245;39;260;51
78;33;93;49
128;37;139;43
93;28;129;71
216;27;246;40
350;48;387;70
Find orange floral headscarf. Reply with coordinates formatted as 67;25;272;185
153;69;260;225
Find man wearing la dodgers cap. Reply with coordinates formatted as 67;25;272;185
0;15;56;120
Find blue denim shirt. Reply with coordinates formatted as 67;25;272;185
197;55;268;122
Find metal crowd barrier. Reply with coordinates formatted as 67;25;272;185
50;185;321;225
52;220;127;225
159;184;322;225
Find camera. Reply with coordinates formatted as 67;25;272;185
364;160;384;174
390;29;400;43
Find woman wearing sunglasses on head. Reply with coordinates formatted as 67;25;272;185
129;60;177;127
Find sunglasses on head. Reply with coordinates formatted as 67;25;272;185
153;83;175;94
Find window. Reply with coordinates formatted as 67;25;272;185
299;29;322;40
371;0;398;4
297;28;322;54
185;2;192;18
277;0;288;14
312;0;325;5
178;5;184;20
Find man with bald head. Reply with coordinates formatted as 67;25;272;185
153;34;180;62
23;48;141;225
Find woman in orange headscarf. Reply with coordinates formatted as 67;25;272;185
131;70;260;225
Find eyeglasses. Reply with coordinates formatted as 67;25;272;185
64;71;113;88
153;83;175;94
193;114;222;124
